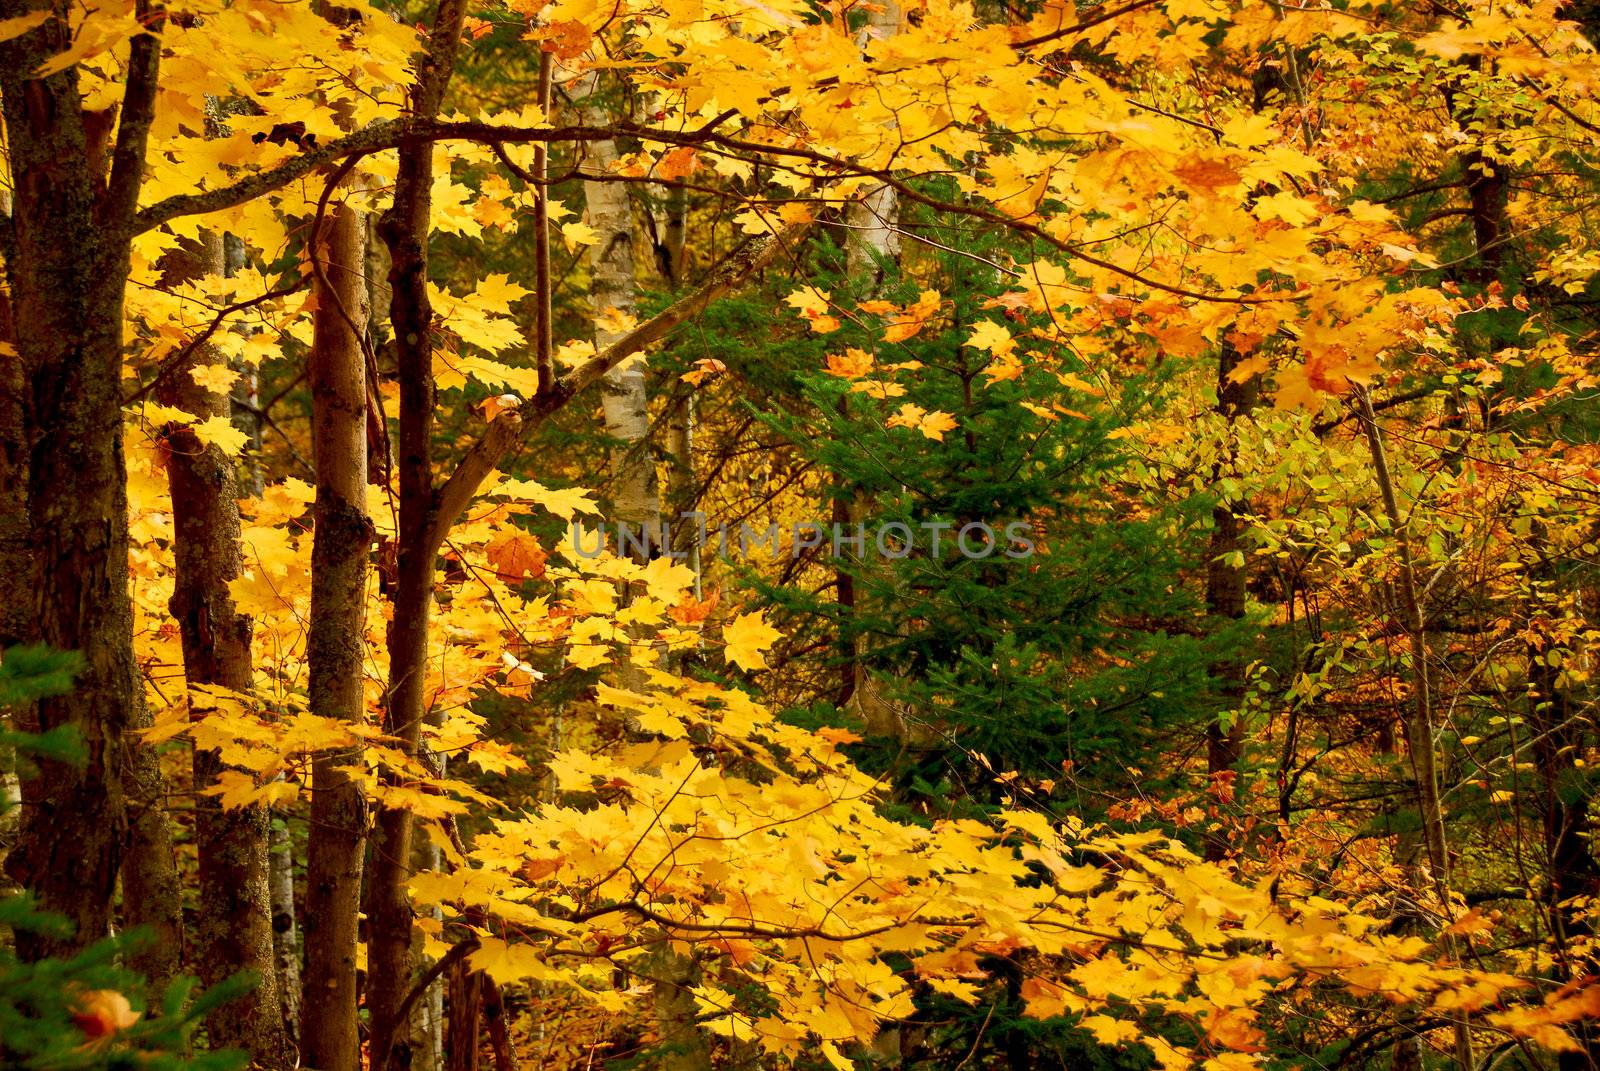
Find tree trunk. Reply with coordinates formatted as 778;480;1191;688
159;230;289;1065
0;194;27;917
409;834;445;1071
0;5;168;965
1353;388;1471;1071
121;690;184;1000
839;1;900;727
581;94;662;557
446;960;483;1071
482;977;519;1071
1526;569;1600;1071
365;7;467;1067
300;196;373;1071
220;239;306;1048
579;84;708;1071
0;189;25;662
269;818;302;1046
1202;343;1257;860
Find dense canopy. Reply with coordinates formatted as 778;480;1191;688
5;1;1600;1070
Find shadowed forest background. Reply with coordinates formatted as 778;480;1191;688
5;0;1600;1069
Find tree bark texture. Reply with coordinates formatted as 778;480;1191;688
0;5;176;971
159;231;289;1066
581;80;661;554
366;7;467;1066
300;197;373;1071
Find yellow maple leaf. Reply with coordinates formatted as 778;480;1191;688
188;363;241;394
497;478;600;520
819;1041;856;1071
191;414;250;456
471;272;533;315
724;610;782;672
982;353;1024;385
886;403;958;441
850;379;906;399
139;401;195;426
561;221;599;251
470;937;558;985
882;289;942;343
640;556;696;603
1271;366;1322;411
825;348;875;379
966;319;1016;355
1226;355;1270;385
1081;1014;1140;1045
786;286;839;333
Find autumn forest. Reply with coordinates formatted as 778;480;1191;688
4;0;1600;1069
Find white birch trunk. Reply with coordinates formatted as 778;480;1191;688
579;77;662;557
842;0;905;739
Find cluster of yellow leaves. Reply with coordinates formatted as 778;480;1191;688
111;0;1597;435
408;661;1562;1070
128;425;786;802
885;403;958;442
140;681;501;813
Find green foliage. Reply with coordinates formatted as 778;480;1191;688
0;645;87;708
0;645;87;771
0;933;252;1071
748;223;1221;802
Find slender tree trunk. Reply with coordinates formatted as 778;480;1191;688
482;977;520;1071
579;83;707;1071
1524;563;1600;1071
269;818;302;1044
667;392;700;587
0;189;25;664
446;959;483;1071
581;86;662;556
300;196;373;1071
0;194;28;917
650;182;688;288
1354;387;1472;1071
409;835;445;1071
365;7;467;1068
159;231;289;1065
1202;343;1257;860
838;1;900;727
219;235;306;1046
0;5;167;964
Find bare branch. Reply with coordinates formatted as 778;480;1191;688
104;7;165;231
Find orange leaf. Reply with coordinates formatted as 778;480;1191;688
485;530;548;581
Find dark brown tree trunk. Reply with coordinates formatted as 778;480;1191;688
0;192;25;661
0;4;171;967
300;196;373;1071
0;192;26;916
446;961;483;1071
120;699;184;999
482;978;520;1071
365;7;467;1068
1203;343;1257;863
158;231;290;1066
1527;582;1600;1071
